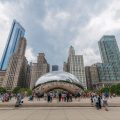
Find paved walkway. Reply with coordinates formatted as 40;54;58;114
0;107;120;120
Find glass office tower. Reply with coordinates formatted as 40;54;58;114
0;20;25;70
98;35;120;64
98;35;120;81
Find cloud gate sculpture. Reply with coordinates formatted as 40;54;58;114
34;71;84;94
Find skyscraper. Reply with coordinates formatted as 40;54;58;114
85;66;92;89
2;37;27;89
0;70;6;87
0;20;25;70
98;35;120;81
52;65;59;71
85;64;100;89
98;35;120;64
30;53;49;89
64;46;87;88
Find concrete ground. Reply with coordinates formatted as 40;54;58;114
0;97;120;120
0;107;120;120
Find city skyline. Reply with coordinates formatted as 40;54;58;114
0;0;120;69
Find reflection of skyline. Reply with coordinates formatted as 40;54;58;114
35;71;80;86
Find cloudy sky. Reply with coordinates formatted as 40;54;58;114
0;0;120;69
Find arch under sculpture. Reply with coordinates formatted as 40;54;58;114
33;71;84;95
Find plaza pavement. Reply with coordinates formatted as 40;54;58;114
0;97;120;107
0;107;120;120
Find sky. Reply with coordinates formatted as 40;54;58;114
0;0;120;69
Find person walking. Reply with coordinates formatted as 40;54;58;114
102;93;109;111
15;93;22;107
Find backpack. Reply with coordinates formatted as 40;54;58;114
104;92;109;97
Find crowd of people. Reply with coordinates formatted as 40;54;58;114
0;91;112;110
30;91;99;102
46;92;73;103
0;93;24;107
90;92;109;111
28;91;110;111
0;93;13;102
28;92;74;102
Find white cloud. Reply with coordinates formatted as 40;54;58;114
41;11;71;32
25;47;36;63
82;48;101;66
25;47;36;62
0;2;11;59
87;1;120;34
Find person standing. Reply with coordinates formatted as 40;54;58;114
37;92;41;101
98;94;102;109
90;94;94;105
67;92;70;102
59;93;61;102
94;95;99;110
47;93;51;103
77;92;81;102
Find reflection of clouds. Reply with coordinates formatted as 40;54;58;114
35;71;81;86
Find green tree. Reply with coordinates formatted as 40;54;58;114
0;87;6;93
26;89;32;96
109;84;120;96
110;84;117;94
12;87;33;96
19;88;26;94
116;84;120;95
12;87;21;94
100;87;110;93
